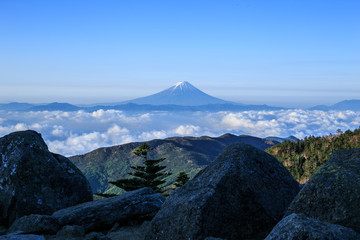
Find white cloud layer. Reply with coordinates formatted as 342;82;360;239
174;125;200;135
1;109;360;156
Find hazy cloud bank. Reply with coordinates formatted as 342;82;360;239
0;109;359;156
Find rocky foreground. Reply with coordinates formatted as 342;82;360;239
0;131;92;227
0;130;359;239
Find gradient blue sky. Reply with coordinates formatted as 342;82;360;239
1;0;359;107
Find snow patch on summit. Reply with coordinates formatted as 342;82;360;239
125;81;231;106
175;81;186;88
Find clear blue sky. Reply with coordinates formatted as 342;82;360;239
1;0;359;107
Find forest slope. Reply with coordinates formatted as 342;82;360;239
266;127;360;183
70;134;278;194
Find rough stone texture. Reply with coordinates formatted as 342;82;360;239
0;234;46;240
106;221;151;240
52;188;165;233
8;214;60;235
285;148;360;233
265;213;360;240
0;130;93;226
56;225;85;240
85;232;111;240
146;143;300;240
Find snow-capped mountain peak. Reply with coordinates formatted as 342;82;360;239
174;81;192;89
175;81;186;88
170;81;197;93
125;81;231;106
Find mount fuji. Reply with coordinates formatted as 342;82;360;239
125;81;233;106
0;82;286;111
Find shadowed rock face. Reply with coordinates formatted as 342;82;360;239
145;143;300;240
9;214;60;235
265;213;360;240
285;148;360;233
51;188;165;233
0;130;93;226
7;188;164;239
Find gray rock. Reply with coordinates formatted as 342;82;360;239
265;213;360;240
146;143;300;240
285;148;360;232
0;234;46;240
52;188;165;233
8;214;60;235
56;225;85;240
0;130;93;226
85;232;111;240
107;221;150;240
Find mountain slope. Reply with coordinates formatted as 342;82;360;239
0;102;35;111
125;81;233;106
331;100;360;110
0;102;81;112
266;127;360;183
69;134;279;194
30;102;81;111
310;99;360;111
86;103;284;112
265;136;298;143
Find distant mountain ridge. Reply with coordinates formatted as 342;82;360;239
31;102;81;111
265;136;298;143
0;102;80;112
123;81;233;106
310;100;360;111
3;99;360;112
69;133;283;194
0;102;283;112
1;82;360;112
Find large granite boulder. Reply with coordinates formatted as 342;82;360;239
106;221;151;240
51;187;165;233
55;225;86;240
146;143;300;240
8;214;60;235
0;130;93;226
265;213;360;240
285;148;360;233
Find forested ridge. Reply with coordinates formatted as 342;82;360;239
70;134;277;194
266;127;360;183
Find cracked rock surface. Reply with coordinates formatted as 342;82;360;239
0;130;92;226
146;143;300;240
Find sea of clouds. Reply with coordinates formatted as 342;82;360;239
1;109;359;156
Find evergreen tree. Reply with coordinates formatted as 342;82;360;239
104;143;171;195
266;126;360;183
174;171;190;188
